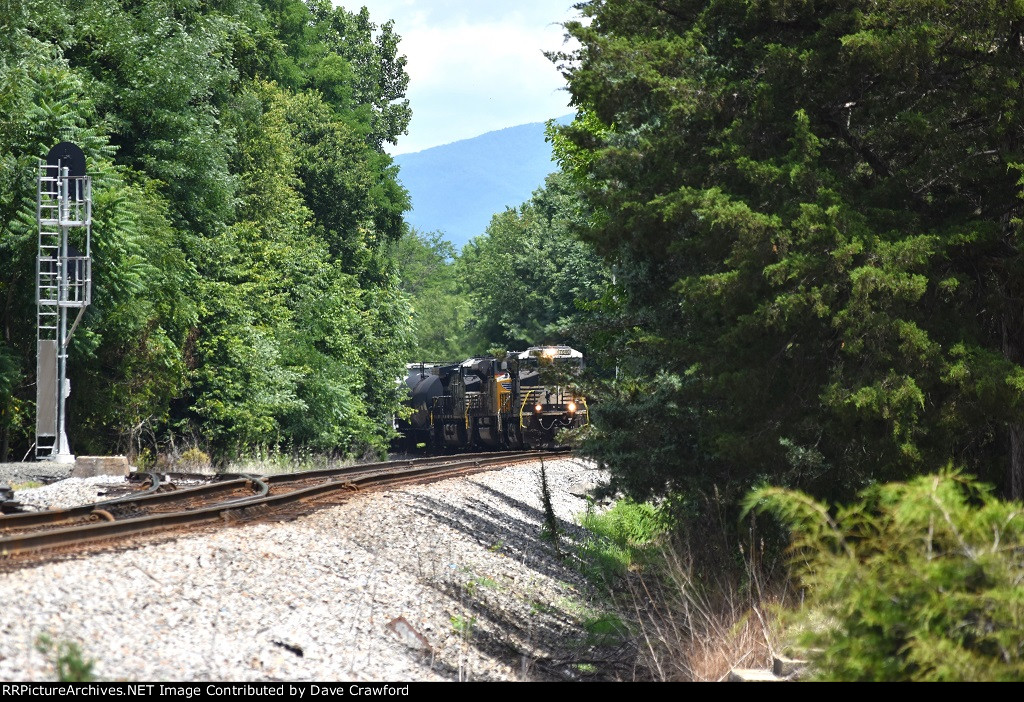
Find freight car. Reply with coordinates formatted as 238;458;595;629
396;346;587;452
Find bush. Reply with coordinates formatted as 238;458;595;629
178;447;211;471
745;470;1024;681
578;499;669;584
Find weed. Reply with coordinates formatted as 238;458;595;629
134;447;155;470
572;489;786;681
11;480;43;491
227;444;340;475
577;498;669;585
539;459;560;549
627;540;784;681
582;612;630;645
178;447;211;471
465;575;499;597
450;614;476;637
36;634;95;682
530;599;555;615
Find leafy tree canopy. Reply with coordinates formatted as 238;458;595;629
460;171;610;354
396;173;609;362
0;0;412;461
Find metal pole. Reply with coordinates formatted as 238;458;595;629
53;165;72;463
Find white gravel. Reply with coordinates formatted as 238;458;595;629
0;458;623;682
0;462;72;487
10;475;134;512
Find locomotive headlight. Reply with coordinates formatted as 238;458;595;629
567;401;577;413
534;403;543;413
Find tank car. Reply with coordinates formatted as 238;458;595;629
396;362;457;452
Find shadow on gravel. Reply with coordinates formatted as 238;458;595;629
408;487;585;585
406;485;639;681
422;577;638;682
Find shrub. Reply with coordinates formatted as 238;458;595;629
745;469;1024;681
178;447;211;471
578;499;669;584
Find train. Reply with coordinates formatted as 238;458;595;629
397;345;588;452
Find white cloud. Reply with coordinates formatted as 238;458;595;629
344;1;580;153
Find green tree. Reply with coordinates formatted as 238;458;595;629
0;4;195;457
552;0;1024;501
460;172;609;353
187;79;409;456
0;0;413;460
394;228;473;360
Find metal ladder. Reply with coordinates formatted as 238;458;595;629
35;162;91;460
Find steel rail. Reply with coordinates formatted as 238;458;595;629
0;451;549;532
0;451;553;556
259;450;536;485
102;471;161;503
0;477;253;530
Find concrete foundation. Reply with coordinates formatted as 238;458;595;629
71;455;131;478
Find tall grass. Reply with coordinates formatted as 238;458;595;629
626;534;786;681
578;490;790;681
578;498;668;585
225;444;342;475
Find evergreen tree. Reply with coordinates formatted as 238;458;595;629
552;0;1024;500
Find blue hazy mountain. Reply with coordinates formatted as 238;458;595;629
394;116;571;249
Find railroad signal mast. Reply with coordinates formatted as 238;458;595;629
36;142;92;463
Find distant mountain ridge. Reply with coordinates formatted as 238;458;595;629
395;116;571;249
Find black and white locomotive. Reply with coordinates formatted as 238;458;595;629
397;346;587;451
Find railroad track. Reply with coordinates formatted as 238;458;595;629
0;451;556;562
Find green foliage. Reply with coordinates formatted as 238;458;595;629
581;612;630;646
394;228;472;360
460;172;609;353
396;173;609;360
450;614;476;637
539;459;560;546
745;471;1024;681
464;573;499;598
578;498;669;585
35;634;96;682
0;0;412;461
552;0;1024;501
178;447;211;471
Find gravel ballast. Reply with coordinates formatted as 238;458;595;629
9;475;134;512
0;462;72;488
0;458;624;681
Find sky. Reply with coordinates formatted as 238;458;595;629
343;1;581;154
